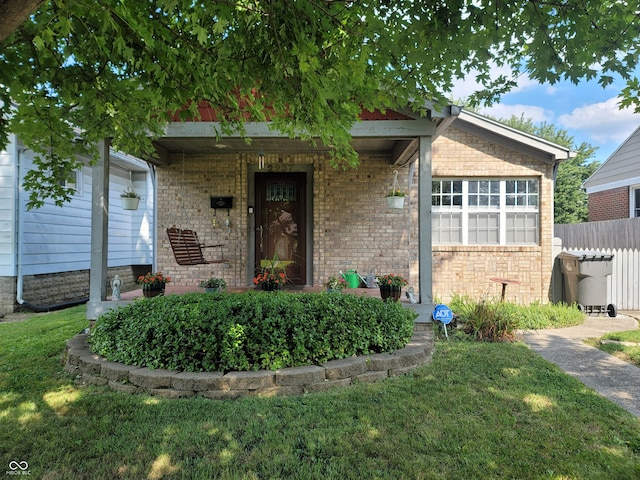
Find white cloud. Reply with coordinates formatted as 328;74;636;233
557;97;639;144
479;103;554;123
450;65;537;102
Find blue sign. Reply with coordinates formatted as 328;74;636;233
432;304;454;325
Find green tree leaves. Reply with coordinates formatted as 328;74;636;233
0;1;638;206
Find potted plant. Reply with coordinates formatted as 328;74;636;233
376;273;408;301
121;187;141;210
253;271;287;291
254;252;288;291
199;277;227;293
385;189;406;209
323;275;348;293
137;271;171;298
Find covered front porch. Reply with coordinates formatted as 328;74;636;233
87;105;461;320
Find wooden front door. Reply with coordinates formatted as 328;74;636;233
255;173;307;285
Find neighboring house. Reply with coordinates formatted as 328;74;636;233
0;133;154;315
80;106;567;318
584;125;640;221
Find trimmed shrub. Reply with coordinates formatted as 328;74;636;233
91;291;417;372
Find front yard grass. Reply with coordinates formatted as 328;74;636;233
1;305;639;479
586;328;640;368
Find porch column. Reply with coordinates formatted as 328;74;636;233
88;138;110;320
418;135;433;306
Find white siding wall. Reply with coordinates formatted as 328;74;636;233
585;126;640;192
0;135;17;276
18;151;153;275
107;167;154;266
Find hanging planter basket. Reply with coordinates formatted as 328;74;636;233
385;169;406;209
386;195;405;209
121;197;140;210
121;176;141;210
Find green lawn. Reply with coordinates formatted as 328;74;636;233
1;306;639;479
588;329;640;368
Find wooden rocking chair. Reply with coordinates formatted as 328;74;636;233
167;228;228;265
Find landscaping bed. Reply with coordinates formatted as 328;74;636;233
91;291;417;372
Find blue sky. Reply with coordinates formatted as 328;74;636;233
451;69;640;164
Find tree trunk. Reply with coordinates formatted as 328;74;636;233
0;0;43;43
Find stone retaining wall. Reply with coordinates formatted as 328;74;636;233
64;325;434;399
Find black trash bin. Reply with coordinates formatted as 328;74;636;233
557;250;616;317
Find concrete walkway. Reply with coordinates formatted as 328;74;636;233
522;312;640;418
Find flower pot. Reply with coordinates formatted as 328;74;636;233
386;196;404;209
205;287;221;293
379;285;402;301
326;288;342;293
260;283;282;291
122;197;140;210
142;286;165;298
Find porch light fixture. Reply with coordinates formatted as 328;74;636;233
258;151;265;169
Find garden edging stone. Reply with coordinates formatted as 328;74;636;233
64;326;434;399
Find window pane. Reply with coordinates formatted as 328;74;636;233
432;213;462;244
506;181;515;193
506;213;538;244
432;180;462;208
469;213;499;244
506;179;538;208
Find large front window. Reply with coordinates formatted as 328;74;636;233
432;179;540;245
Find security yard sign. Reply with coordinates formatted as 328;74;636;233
432;304;454;338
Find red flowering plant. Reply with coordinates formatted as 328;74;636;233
253;271;287;287
376;273;408;288
253;253;288;289
137;271;171;290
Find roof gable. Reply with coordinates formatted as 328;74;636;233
584;124;640;193
453;110;575;165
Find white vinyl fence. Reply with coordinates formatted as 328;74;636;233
560;246;640;310
555;219;640;311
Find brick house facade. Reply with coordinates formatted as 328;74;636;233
430;126;556;303
584;124;640;221
152;111;568;305
588;187;630;222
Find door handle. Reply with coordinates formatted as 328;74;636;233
256;225;263;252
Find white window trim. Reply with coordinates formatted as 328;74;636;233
630;184;640;218
433;178;540;246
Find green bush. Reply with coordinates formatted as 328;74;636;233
460;299;519;342
516;301;585;330
91;291;417;372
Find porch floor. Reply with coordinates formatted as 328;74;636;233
114;285;408;302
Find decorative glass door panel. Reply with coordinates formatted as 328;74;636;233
255;173;306;285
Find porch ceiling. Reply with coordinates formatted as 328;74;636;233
151;136;406;163
149;108;458;166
